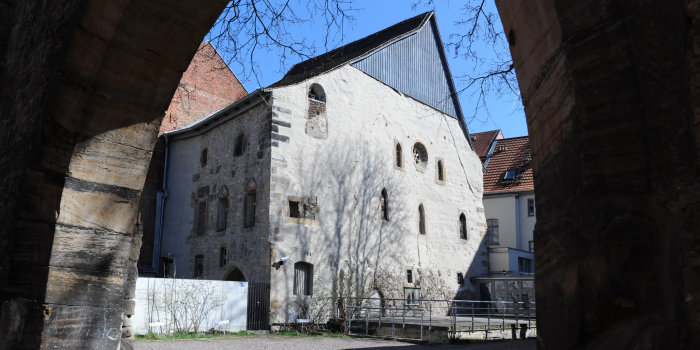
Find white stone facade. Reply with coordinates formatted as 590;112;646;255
158;58;488;326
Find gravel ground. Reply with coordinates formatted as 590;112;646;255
136;335;536;350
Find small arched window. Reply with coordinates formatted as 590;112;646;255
217;187;228;231
234;133;245;156
244;180;256;228
194;254;204;278
395;143;402;168
200;148;208;168
437;160;445;181
380;189;389;221
308;84;326;103
418;204;426;235
459;213;467;239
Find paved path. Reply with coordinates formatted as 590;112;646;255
136;335;535;350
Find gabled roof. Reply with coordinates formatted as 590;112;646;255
470;129;503;161
483;136;534;194
269;12;432;88
269;11;472;148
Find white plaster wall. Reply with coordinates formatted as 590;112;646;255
161;136;200;277
518;192;536;251
489;250;509;273
266;65;488;321
483;195;517;248
133;277;247;334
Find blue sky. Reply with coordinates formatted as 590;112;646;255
206;0;527;137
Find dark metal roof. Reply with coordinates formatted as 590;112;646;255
269;11;432;88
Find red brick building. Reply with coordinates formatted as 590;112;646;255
138;43;247;275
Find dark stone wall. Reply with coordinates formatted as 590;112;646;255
0;0;227;348
497;0;700;349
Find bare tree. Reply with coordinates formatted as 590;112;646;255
206;0;355;85
414;0;518;125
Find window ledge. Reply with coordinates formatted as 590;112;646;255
285;217;320;226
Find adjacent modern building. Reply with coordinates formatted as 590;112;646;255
150;12;490;326
472;131;535;305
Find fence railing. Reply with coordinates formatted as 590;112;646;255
336;297;536;341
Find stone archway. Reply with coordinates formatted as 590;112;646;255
0;0;697;349
225;267;247;282
496;1;699;349
0;1;229;349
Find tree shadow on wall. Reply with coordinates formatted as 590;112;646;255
274;139;412;321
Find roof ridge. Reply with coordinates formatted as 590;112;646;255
268;11;433;88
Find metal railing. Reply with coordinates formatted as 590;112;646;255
339;297;536;341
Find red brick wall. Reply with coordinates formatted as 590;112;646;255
159;42;247;134
138;42;246;274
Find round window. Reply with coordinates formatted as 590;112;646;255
412;142;428;171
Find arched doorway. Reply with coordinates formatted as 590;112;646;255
225;267;246;282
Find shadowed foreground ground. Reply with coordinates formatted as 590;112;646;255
136;335;536;349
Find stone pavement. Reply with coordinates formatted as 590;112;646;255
136;335;536;350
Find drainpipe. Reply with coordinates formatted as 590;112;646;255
152;134;169;274
514;193;521;251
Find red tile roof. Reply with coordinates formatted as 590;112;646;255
483;136;534;194
470;130;503;161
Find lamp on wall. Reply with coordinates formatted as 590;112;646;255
272;256;289;270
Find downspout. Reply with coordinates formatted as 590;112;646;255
152;134;169;274
514;193;522;251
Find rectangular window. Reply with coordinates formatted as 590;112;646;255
219;247;227;267
487;219;499;245
194;255;204;278
289;199;301;218
197;201;206;236
404;287;421;306
293;262;313;296
406;269;413;283
200;149;208;168
518;257;533;273
527;198;535;217
529;240;534;253
244;192;256;228
457;273;464;285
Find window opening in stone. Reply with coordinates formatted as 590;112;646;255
437;160;445;181
527;198;535;217
457;273;464;285
308;83;326;103
289;199;301;218
234;133;245;156
380;189;389;221
395;143;402;167
219;247;227;267
418;204;426;235
404;287;421;306
294;262;313;295
245;190;256;228
459;213;467;239
200;148;208;168
196;201;206;236
503;168;517;181
217;194;228;232
529;240;534;253
487;218;499;245
406;269;413;283
194;254;204;278
412;142;428;171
